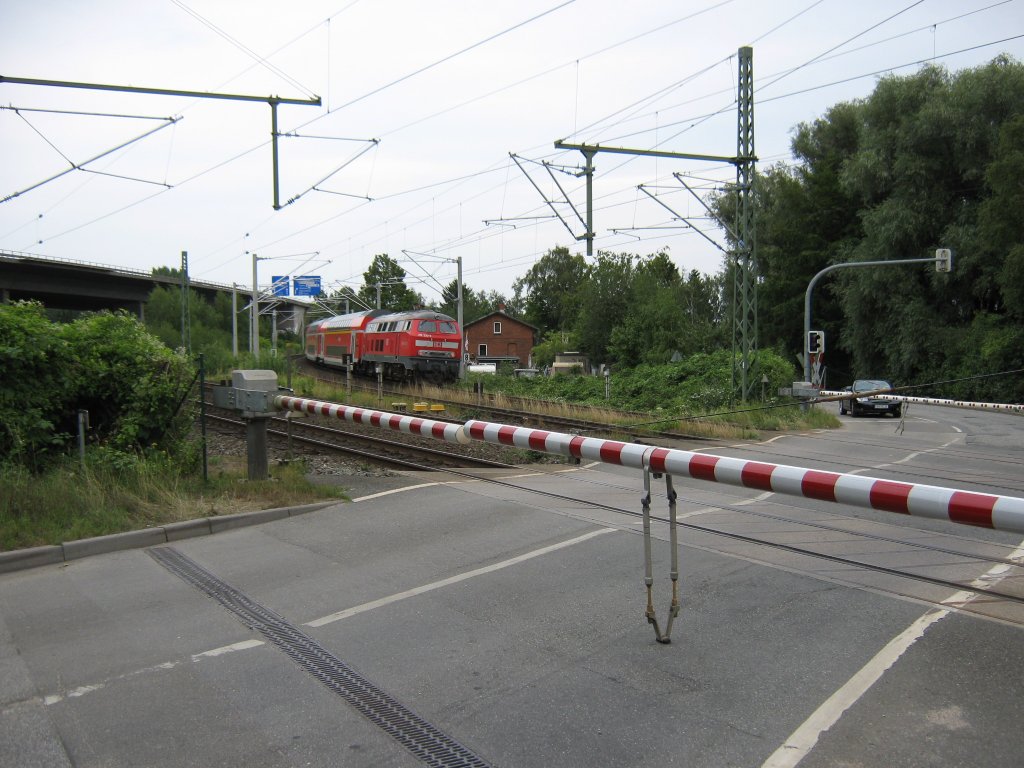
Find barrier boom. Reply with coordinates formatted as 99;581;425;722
275;395;468;444
464;420;1024;535
818;389;1024;414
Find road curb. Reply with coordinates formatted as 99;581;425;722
0;500;341;575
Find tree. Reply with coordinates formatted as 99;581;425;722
437;281;506;323
358;254;423;310
711;99;863;374
711;55;1024;399
835;59;1024;389
574;251;636;363
144;286;238;372
512;246;589;334
608;265;725;367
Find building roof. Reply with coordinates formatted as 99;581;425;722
464;308;538;332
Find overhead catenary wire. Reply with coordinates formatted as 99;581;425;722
170;0;319;99
5;1;1019;293
292;0;579;129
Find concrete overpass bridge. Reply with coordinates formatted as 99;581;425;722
0;250;309;333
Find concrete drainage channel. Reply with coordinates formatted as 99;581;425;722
148;546;491;768
0;501;339;574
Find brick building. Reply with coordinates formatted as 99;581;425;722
463;307;537;369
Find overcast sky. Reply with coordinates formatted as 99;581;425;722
2;0;1021;303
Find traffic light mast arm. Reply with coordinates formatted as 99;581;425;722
803;254;948;383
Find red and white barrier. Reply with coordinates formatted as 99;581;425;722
275;395;469;444
465;420;650;469
464;420;1024;535
819;390;1024;414
263;398;1024;534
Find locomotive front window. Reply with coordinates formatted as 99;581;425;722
419;320;437;333
439;321;457;334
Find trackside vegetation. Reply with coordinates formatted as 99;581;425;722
711;56;1024;401
0;302;343;551
1;301;195;471
6;56;1022;551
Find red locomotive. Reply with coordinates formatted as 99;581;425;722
305;309;462;382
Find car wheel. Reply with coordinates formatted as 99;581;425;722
893;406;902;418
839;403;847;415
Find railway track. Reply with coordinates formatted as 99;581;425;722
203;404;516;471
424;461;1024;628
287;356;708;444
205;370;1024;623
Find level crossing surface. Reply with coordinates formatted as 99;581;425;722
1;405;1022;767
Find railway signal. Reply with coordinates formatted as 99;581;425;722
807;330;824;356
935;248;953;273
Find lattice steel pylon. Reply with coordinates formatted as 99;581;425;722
732;46;758;401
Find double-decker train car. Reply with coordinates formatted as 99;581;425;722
305;309;462;382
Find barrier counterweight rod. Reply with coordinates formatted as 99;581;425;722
661;475;681;644
641;470;663;641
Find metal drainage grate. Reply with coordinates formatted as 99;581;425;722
149;547;490;768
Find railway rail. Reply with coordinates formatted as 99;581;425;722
203;404;516;471
206;403;1024;627
400;460;1024;628
286;356;707;443
204;378;1024;630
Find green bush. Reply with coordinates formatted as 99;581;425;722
470;348;798;415
0;302;196;471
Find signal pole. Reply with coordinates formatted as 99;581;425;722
553;47;758;399
803;250;953;384
251;253;260;356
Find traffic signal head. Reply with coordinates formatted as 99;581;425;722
807;330;824;355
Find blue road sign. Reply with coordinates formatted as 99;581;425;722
293;276;322;296
271;276;289;297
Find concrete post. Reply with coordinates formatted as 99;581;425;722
246;417;270;481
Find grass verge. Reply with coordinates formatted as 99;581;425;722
286;373;839;440
0;454;347;552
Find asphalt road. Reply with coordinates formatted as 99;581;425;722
1;404;1022;767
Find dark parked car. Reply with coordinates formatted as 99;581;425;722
840;379;902;417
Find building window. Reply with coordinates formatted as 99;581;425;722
478;344;488;357
493;321;502;334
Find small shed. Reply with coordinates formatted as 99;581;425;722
550;352;591;375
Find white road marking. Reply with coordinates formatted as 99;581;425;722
304;528;616;628
762;539;1024;768
191;639;264;660
887;436;960;466
353;482;444;502
677;491;776;520
42;640;265;706
41;527;617;706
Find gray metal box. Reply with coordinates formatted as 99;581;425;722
231;369;278;391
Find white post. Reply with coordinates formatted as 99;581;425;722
251;253;260;356
231;284;238;357
457;256;465;380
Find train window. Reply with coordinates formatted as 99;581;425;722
419;320;437;333
439;321;457;334
401;321;411;331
